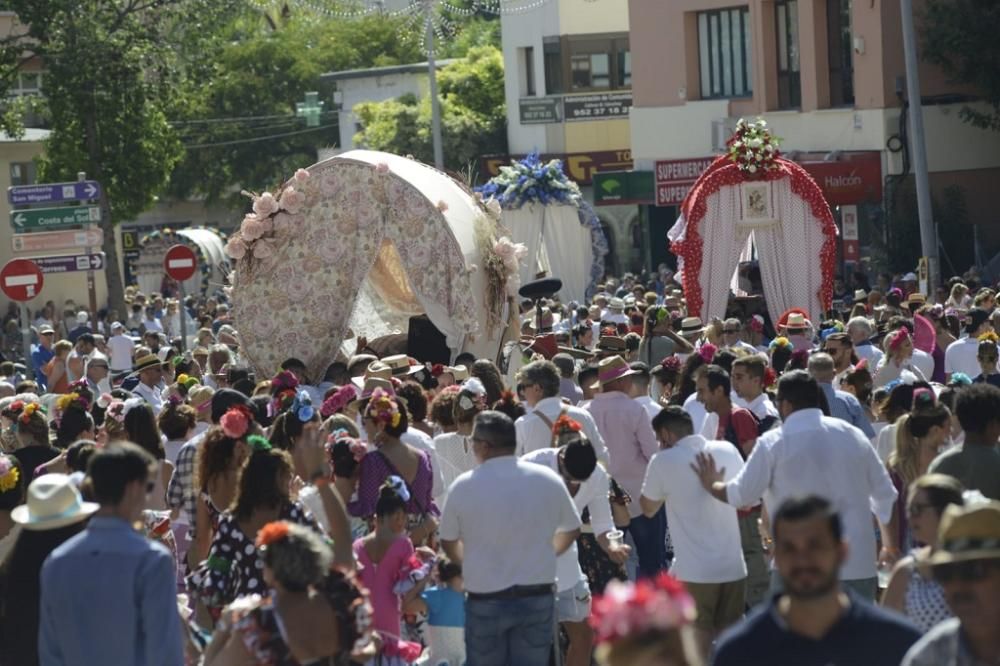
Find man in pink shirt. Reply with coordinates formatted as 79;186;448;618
585;355;663;577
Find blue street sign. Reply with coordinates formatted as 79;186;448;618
30;253;105;274
8;181;102;206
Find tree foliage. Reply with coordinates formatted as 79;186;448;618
352;44;506;174
0;0;241;314
922;0;1000;131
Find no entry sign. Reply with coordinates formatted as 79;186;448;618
164;244;197;282
1;258;44;302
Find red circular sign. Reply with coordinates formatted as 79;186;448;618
164;244;198;282
0;259;43;302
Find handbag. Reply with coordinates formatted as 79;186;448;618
609;479;632;529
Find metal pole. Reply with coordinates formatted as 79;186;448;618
178;282;187;352
900;0;939;289
79;171;98;329
425;5;444;169
20;303;31;370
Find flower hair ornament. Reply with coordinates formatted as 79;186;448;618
246;434;272;453
948;372;973;387
430;363;445;378
697;343;717;364
105;400;127;424
326;429;367;464
67;378;90;394
457;377;488;411
769;336;793;351
763;366;777;389
255;521;290;551
590;573;696;646
269;370;300;417
749;314;765;334
289;390;315;423
320;385;357;419
175;374;200;393
912;387;937;410
365;388;401;429
384;475;411;503
553;414;583;437
978;331;1000;345
18;402;45;426
853;358;869;372
96;393;114;410
887;327;912;354
0;456;19;493
56;392;90;414
220;404;254;439
659;356;682;373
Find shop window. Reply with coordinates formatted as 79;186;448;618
567;35;631;92
521;47;536;97
698;7;753;99
10;161;37;187
775;0;801;109
8;71;44;97
827;0;854;106
543;39;563;95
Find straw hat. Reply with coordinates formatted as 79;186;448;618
11;474;98;531
781;313;811;330
924;502;1000;567
188;385;215;413
382;354;424;377
589;355;640;390
679;317;704;334
853;289;868;303
444;365;470;382
132;354;161;373
351;360;393;389
595;335;627;355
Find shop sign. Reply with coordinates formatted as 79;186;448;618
518;97;561;124
480;150;633;186
797;152;882;205
563;92;633;122
654;157;715;206
593;170;655;206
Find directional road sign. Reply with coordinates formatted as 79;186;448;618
8;181;102;206
164;244;198;282
11;226;103;253
30;253;105;274
0;259;44;301
10;205;101;231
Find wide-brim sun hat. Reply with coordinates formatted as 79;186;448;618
11;474;98;531
589;355;640;390
923;502;1000;568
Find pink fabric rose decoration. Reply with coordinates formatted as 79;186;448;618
252;191;279;218
253;238;277;259
240;214;265;241
225;237;248;259
280;187;306;215
293;168;310;184
436;200;449;213
375;162;390;174
486;198;502;218
220;407;250;439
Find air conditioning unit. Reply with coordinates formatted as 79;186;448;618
711;118;737;152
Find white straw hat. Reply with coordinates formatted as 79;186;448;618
11;474;98;531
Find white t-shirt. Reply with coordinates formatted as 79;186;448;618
515;397;609;465
433;432;478;506
641;435;747;583
945;337;985;378
440;456;581;594
106;334;135;372
523;448;614;591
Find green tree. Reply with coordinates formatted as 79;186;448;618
352;44;506;173
922;0;1000;131
0;0;241;315
167;10;430;206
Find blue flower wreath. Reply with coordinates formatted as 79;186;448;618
289;390;315;423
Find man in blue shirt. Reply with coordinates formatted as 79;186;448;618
712;495;920;666
39;442;183;666
30;325;55;390
808;352;876;438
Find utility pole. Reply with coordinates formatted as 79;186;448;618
425;2;444;170
900;0;938;290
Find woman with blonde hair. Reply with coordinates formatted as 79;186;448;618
886;389;951;555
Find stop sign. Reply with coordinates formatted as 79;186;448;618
0;259;43;302
164;244;198;282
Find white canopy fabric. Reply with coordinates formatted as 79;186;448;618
503;204;594;305
231;150;513;379
133;227;228;297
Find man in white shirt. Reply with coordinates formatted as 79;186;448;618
130;354;165;414
945;308;993;380
628;362;661;421
514;360;608;465
847;316;884;369
523;434;629;666
692;370;898;601
106;322;135;375
641;406;747;657
441;411;581;665
730;355;779;429
721;318;759;356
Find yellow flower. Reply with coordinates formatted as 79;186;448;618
0;463;18;493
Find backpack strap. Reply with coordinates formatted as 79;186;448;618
534;406;569;448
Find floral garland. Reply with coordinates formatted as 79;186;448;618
590;573;696;645
475;152;582;209
472;206;525;336
225;168;312;268
0;455;19;493
365;388;401;429
321;385;358;419
727;117;782;175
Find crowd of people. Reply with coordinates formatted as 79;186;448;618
0;265;999;666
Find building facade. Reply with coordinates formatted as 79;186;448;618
623;0;1000;277
497;0;639;275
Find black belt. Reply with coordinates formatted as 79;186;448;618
467;584;555;601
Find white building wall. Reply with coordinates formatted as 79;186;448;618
335;71;431;153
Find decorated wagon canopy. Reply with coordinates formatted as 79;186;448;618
227;150;522;379
668;118;837;326
131;227;229;297
477;153;608;305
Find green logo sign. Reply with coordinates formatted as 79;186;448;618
9;205;101;231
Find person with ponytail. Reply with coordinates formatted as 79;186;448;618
972;332;1000;387
353;477;436;665
189;436;322;623
3;401;59;479
204;521;374;666
433;380;485;504
269;389;321;452
886;389;952;554
348;388;439;547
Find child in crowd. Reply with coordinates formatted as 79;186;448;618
416;559;466;666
